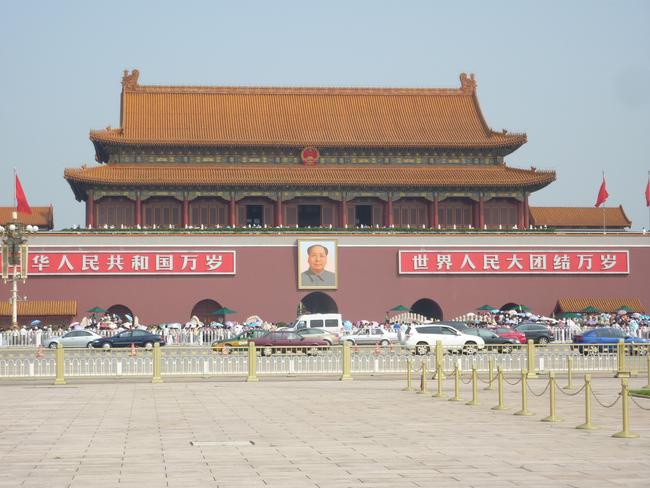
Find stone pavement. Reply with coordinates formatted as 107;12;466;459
0;375;648;488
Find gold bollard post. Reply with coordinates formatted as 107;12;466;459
526;340;537;378
465;366;480;406
434;341;444;379
432;358;445;398
563;356;573;390
644;355;650;390
576;374;598;430
340;341;353;381
484;357;496;390
449;363;462;402
246;341;259;382
612;379;639;438
515;369;534;416
152;342;163;383
491;366;508;410
615;339;630;378
402;357;414;391
417;359;428;394
54;342;66;385
541;371;563;422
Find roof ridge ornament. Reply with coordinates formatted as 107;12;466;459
459;73;476;93
122;69;140;90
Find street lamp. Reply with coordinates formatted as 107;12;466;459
1;211;38;328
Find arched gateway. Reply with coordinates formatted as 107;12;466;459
410;298;443;321
106;304;134;323
299;292;338;314
191;299;222;325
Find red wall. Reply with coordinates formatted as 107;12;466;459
14;234;650;325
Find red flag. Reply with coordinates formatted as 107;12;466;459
646;178;650;207
594;176;609;208
15;174;32;215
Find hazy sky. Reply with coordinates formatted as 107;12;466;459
1;0;649;229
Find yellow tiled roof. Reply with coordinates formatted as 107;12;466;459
0;300;77;317
529;206;631;228
64;164;555;190
0;207;53;228
89;71;526;151
556;298;644;314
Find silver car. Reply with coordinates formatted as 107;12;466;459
296;328;340;345
341;328;398;345
45;330;103;348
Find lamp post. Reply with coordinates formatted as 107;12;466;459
1;211;37;329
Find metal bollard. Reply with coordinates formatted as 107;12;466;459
526;340;537;378
417;359;428;394
465;366;480;406
449;363;462;402
485;357;496;390
576;374;598;430
615;339;630;378
541;371;563;422
434;341;444;379
514;369;534;416
54;342;66;385
491;366;508;410
432;358;445;398
644;355;650;389
152;342;163;383
246;341;259;382
612;379;639;438
563;356;573;390
340;341;353;381
402;357;414;391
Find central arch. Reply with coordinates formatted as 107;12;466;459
410;298;443;321
106;304;134;323
299;292;338;314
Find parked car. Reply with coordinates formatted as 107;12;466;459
211;329;268;352
45;330;103;349
573;327;650;355
89;329;165;350
401;324;485;355
439;321;471;332
514;322;554;344
296;328;340;346
255;330;329;356
463;328;518;353
492;326;526;344
340;328;397;346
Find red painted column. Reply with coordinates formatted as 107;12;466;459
182;193;189;227
86;190;95;228
340;198;348;227
275;195;283;227
427;200;435;229
478;195;485;229
386;194;393;227
433;195;439;228
523;193;530;229
517;199;525;229
229;194;236;226
135;192;142;227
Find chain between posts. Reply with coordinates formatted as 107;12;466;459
630;396;650;411
590;389;621;409
557;382;586;397
527;380;550;397
504;375;522;386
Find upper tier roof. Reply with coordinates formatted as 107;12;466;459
89;70;527;159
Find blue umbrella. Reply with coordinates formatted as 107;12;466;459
30;320;41;326
125;314;133;322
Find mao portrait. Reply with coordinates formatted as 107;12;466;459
298;240;338;289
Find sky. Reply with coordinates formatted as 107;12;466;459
1;0;649;229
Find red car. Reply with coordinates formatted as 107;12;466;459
254;330;329;356
492;326;526;344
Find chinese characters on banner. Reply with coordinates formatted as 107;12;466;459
399;250;629;274
1;249;236;275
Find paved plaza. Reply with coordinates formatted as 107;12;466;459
0;375;648;487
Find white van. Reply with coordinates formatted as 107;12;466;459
291;313;343;336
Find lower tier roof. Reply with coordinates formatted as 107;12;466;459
64;164;555;200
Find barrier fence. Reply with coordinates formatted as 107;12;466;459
1;340;648;383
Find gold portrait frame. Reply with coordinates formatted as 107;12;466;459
297;239;338;290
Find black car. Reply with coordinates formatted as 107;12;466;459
464;328;518;353
90;329;165;350
514;322;554;344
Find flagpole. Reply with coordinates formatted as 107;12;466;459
13;168;17;221
602;171;606;235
